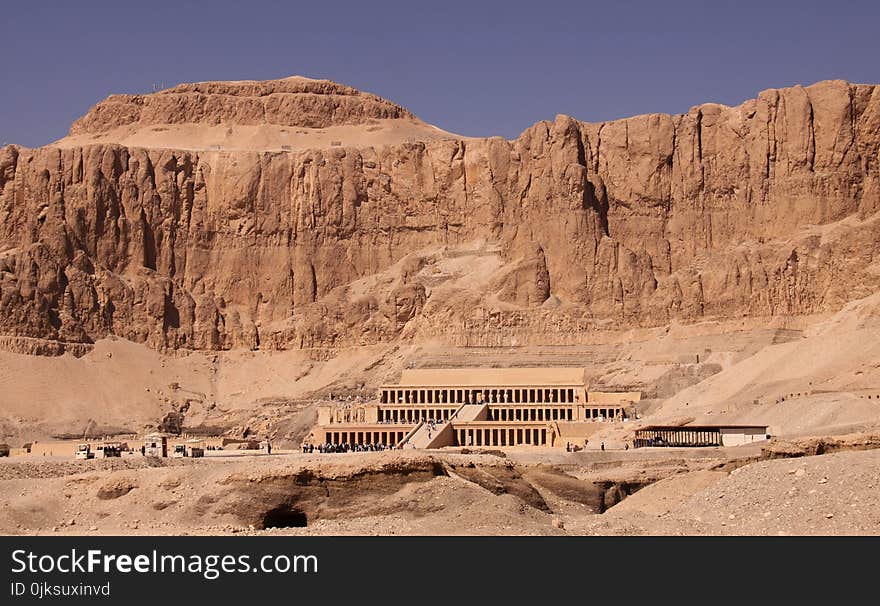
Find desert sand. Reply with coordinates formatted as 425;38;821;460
2;442;877;536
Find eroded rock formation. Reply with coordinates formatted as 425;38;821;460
69;76;414;134
1;77;879;354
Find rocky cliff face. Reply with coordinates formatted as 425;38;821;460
1;78;879;354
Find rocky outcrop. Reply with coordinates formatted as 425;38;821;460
69;76;413;134
494;243;551;307
1;78;879;353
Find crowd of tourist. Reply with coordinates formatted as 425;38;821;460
306;442;394;453
378;416;448;425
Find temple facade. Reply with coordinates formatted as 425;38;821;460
311;368;640;449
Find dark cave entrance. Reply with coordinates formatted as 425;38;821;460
261;505;308;529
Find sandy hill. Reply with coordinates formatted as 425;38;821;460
645;294;880;436
54;75;463;151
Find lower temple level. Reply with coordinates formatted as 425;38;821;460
454;423;551;447
321;425;412;448
316;420;557;448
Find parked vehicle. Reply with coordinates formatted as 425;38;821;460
74;444;94;460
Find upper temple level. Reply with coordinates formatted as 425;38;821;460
381;367;590;405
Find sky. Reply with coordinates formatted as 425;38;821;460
2;0;880;147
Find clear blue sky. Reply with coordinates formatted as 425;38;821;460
2;0;879;147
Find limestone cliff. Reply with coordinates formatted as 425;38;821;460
1;77;879;354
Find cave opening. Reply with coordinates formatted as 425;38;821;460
261;505;308;529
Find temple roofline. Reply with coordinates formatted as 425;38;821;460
396;367;587;387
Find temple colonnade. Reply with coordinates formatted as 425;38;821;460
377;407;455;423
323;429;408;447
381;386;579;405
455;425;549;447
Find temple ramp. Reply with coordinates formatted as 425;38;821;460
400;403;488;449
454;403;488;421
396;421;423;449
419;402;487;448
406;421;454;449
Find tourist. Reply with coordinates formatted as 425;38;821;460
600;442;605;451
